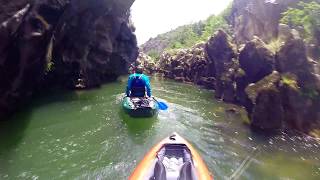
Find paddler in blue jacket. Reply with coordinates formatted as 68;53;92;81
126;66;152;97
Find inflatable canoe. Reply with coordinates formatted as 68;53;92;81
122;97;159;117
130;133;213;180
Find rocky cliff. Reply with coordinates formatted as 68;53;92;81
229;0;320;44
149;28;320;136
135;0;320;136
0;0;138;119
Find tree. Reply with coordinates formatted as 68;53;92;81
281;1;320;44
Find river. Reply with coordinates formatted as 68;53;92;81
0;76;319;180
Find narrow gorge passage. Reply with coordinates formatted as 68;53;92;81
0;77;319;179
1;0;320;179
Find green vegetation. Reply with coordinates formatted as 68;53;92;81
144;2;233;60
166;14;230;50
266;38;283;54
147;50;160;61
281;73;299;89
280;1;320;43
46;37;54;73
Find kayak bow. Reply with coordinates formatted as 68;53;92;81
130;133;213;180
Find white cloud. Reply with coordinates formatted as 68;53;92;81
131;0;233;45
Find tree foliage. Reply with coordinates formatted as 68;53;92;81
280;1;320;43
147;49;160;61
143;2;233;60
164;11;231;51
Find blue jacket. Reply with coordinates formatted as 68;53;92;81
126;73;152;97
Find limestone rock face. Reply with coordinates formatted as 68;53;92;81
276;38;320;133
252;87;284;130
244;37;320;133
134;52;157;75
206;30;238;102
235;37;275;108
157;43;211;87
281;80;320;133
0;0;138;119
154;27;320;135
245;71;284;130
276;38;320;90
230;0;302;43
239;37;275;83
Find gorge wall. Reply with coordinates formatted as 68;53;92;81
0;0;138;119
140;0;320;136
146;29;320;136
230;0;320;44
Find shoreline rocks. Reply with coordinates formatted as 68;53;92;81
145;29;320;136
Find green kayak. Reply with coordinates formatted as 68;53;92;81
122;97;159;117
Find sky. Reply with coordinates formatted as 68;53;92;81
131;0;233;45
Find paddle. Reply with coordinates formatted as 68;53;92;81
152;97;168;110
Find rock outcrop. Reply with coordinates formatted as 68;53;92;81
133;52;157;75
243;37;320;132
155;27;320;136
276;38;320;90
157;43;213;87
236;37;275;110
276;38;320;133
245;71;283;130
229;0;320;43
206;30;238;102
0;0;138;119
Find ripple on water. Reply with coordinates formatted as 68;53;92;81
1;78;320;179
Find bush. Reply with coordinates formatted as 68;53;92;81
266;38;283;54
147;50;160;61
163;2;233;51
141;2;233;57
280;1;320;44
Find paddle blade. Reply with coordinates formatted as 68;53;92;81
157;101;168;110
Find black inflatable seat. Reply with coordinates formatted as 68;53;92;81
150;160;167;180
150;144;197;180
178;161;197;180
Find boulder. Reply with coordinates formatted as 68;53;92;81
205;30;238;101
196;77;215;89
280;75;320;133
230;0;301;43
157;43;211;85
245;71;281;103
276;38;320;90
245;71;283;130
239;37;275;83
134;52;157;75
278;24;293;42
236;37;275;105
251;86;284;130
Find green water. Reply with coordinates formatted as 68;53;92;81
0;76;319;180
